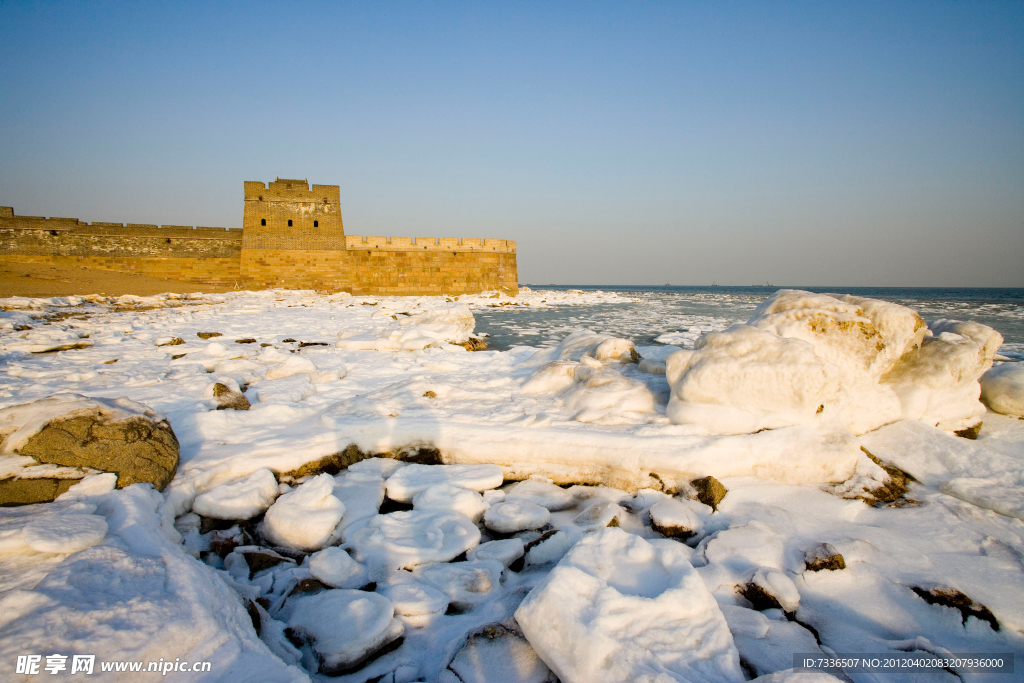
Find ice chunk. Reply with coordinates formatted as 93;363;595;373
564;366;656;424
573;499;623;529
378;580;450;622
882;321;1002;430
449;624;556;683
260;474;345;551
332;468;387;530
285;589;403;675
515;528;743;683
22;513;107;554
720;605;824;680
308;547;365;588
413;483;487;522
506;478;575;511
527;330;638;365
521;360;580;394
191;469;279;520
666;325;838;435
469;538;525;567
981;363;1024;417
524;530;574;567
484;500;551;533
264;355;317;380
346;510;481;574
385;463;504;503
414;559;504;610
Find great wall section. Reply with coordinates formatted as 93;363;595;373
0;177;518;296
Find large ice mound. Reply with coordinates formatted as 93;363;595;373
666;290;1001;435
515;527;743;683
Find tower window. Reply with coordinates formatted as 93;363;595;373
288;219;293;226
313;220;318;227
261;219;266;226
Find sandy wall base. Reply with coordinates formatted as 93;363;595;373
0;254;241;286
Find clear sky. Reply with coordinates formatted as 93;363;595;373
1;1;1022;287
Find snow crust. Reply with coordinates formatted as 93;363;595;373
346;510;481;576
385;464;505;503
484;500;551;533
22;513;108;554
308;547;364;588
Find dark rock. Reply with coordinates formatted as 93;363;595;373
277;444;369;482
17;405;179;491
242;549;294;578
423;390;437;398
212;383;251;411
197;332;222;339
298;341;329;348
738;582;783;612
158;337;185;346
246;599;262;635
103;359;118;364
290;578;328;596
911;587;999;631
282;338;297;343
954;422;982;440
457;337;488;351
804;543;846;572
859;448;914;505
691;476;727;511
171;353;186;360
235;338;258;344
0;477;81;506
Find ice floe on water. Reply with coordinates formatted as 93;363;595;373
0;286;1022;681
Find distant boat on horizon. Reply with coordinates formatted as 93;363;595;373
711;282;719;287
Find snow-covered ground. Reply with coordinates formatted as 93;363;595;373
0;287;1022;682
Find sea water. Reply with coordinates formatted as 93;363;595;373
475;285;1024;359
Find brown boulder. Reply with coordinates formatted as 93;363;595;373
2;396;179;492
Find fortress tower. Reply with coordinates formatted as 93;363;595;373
240;178;349;290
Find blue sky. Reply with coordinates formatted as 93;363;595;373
1;1;1021;286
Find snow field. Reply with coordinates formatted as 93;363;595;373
0;287;1021;682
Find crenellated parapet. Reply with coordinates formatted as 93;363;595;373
345;236;516;253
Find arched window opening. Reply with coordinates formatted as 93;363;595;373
313;220;318;227
288;219;293;227
261;219;266;226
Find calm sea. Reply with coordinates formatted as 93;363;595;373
475;286;1024;360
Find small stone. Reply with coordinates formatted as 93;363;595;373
235;338;258;344
197;332;222;339
691;476;727;511
954;422;982;440
804;543;846;572
649;498;702;540
103;359;118;364
290;577;329;596
458;338;488;351
157;337;184;346
212;382;251;411
423;390;437;398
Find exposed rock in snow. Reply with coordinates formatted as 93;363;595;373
469;538;525;567
308;547;365;588
22;513;108;554
981;363;1024;417
516;528;743;683
385;463;505;503
803;544;846;572
413;483;487;522
0;394;180;492
505;478;575;511
413;559;504;611
204;380;251;410
192;468;279;520
346;510;481;576
750;568;800;614
448;623;556;683
649;499;703;539
260;474;345;551
284;589;403;675
484;500;551;534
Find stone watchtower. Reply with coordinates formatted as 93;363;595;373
239;178;349;290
